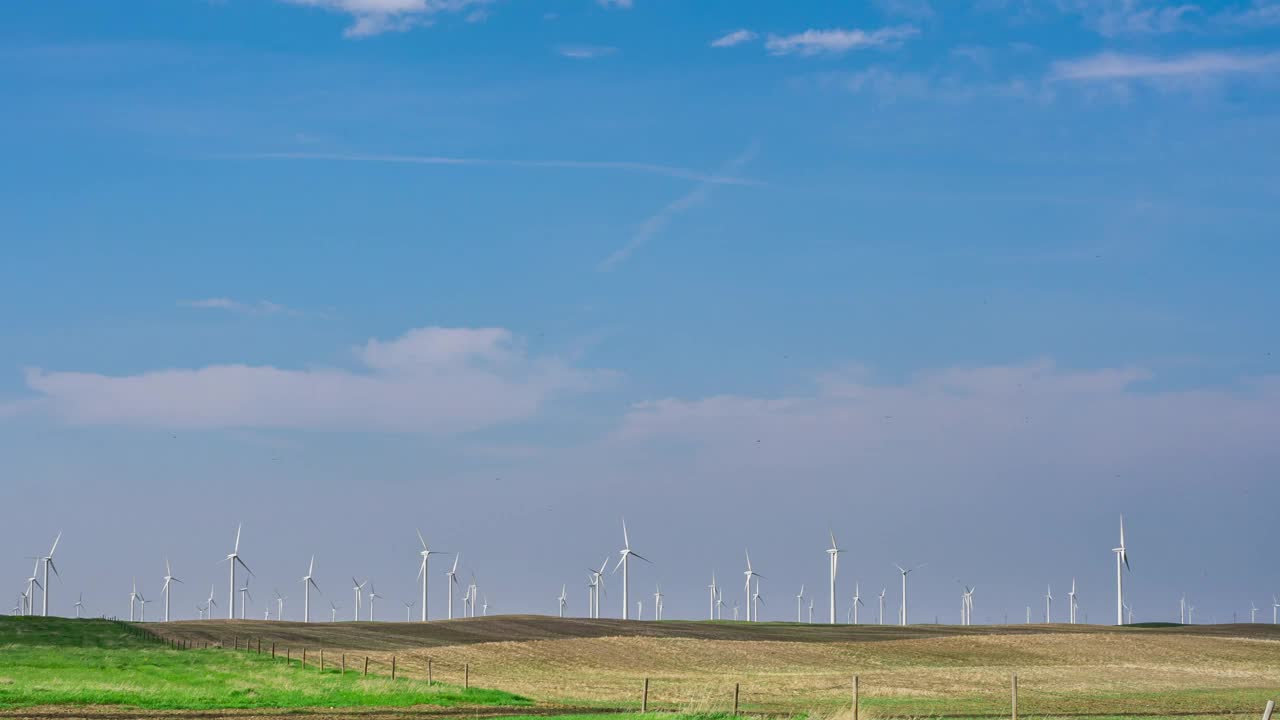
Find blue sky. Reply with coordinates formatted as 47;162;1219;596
1;0;1278;624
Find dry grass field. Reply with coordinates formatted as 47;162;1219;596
153;618;1280;718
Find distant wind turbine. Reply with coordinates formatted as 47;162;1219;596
1068;579;1078;625
37;532;61;617
127;578;138;622
351;577;365;621
161;557;183;622
404;599;416;622
743;551;764;622
205;585;218;619
614;520;651;620
220;524;253;620
274;588;287;621
716;589;725;620
237;576;252;619
1272;595;1279;625
138;593;150;622
796;584;806;623
416;530;449;621
895;563;925;626
329;600;340;622
300;555;320;624
707;572;718;621
446;555;461;620
852;583;864;625
589;556;609;619
74;592;84;619
367;582;382;621
558;585;567;618
25;561;43;619
878;588;886;625
751;577;764;621
826;530;843;624
1045;585;1053;624
654;585;663;620
1250;601;1259;624
1113;514;1130;626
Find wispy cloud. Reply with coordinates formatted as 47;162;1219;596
1216;0;1280;27
232;152;760;186
1051;50;1280;80
278;0;494;38
556;45;618;59
597;0;633;7
710;29;759;48
1060;0;1201;36
764;26;920;56
17;327;608;433
599;142;759;271
181;298;301;317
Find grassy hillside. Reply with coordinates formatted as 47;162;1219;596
0;616;529;711
155;617;1280;718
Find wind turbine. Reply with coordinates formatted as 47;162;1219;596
329;600;340;622
161;557;183;622
237;576;252;620
614;520;651;620
716;589;725;620
751;577;764;621
807;596;814;624
482;595;489;616
205;585;218;619
707;572;718;621
37;532;60;617
1180;593;1187;624
462;584;473;618
300;555;320;623
1250;601;1259;624
197;604;205;620
138;593;150;622
127;578;138;622
732;600;740;621
1045;585;1053;624
274;589;287;621
220;524;253;620
878;588;886;625
351;578;365;621
416;530;449;622
24;562;43;619
826;530;843;624
1068;579;1077;625
894;564;925;626
654;585;663;620
1272;595;1279;625
852;583;864;624
367;582;382;621
743;551;764;622
558;585;567;618
74;593;84;619
637;599;643;618
1113;514;1130;626
796;584;806;623
589;556;609;619
404;599;416;622
446;555;461;620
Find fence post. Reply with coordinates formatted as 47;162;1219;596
286;648;290;665
320;649;325;672
341;653;346;676
642;678;650;712
465;663;470;689
391;656;396;680
427;658;432;685
363;656;369;677
302;649;307;669
853;675;859;720
1262;700;1274;720
1012;674;1018;720
271;642;276;659
257;638;262;654
733;683;740;716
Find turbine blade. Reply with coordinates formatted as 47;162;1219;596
234;523;242;554
622;519;630;549
631;551;653;564
417;528;428;551
49;532;61;556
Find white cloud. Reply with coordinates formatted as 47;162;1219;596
612;360;1280;479
1061;0;1201;36
278;0;493;37
764;26;920;56
556;45;619;59
1051;50;1280;80
710;30;759;48
1217;0;1280;27
17;327;608;433
181;298;300;316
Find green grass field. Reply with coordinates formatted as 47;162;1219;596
0;616;530;711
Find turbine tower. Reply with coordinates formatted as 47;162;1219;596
351;577;366;621
300;555;320;623
614;520;650;620
1113;514;1130;626
205;585;217;619
416;530;449;622
558;585;567;618
878;588;886;625
1068;579;1077;624
25;562;43;619
751;577;764;621
274;589;287;621
1045;585;1053;624
161;557;183;622
707;572;718;621
852;582;864;624
367;582;381;621
74;593;84;618
38;533;61;617
743;550;764;622
221;524;252;620
796;584;806;623
826;530;843;624
446;555;461;620
895;563;924;626
237;576;252;620
127;578;138;622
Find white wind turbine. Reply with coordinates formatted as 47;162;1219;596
1045;585;1053;623
1113;514;1130;626
37;532;61;617
446;555;461;620
1180;593;1187;624
197;604;205;620
329;600;340;622
751;577;764;621
220;524;253;620
852;582;864;624
367;582;382;621
894;563;925;626
482;595;489;616
127;578;138;622
205;585;218;619
654;585;663;620
826;530;843;624
716;589;725;620
300;556;320;623
416;530;449;622
807;596;814;624
274;589;287;621
462;584;473;618
743;550;764;622
351;578;365;621
404;599;416;622
161;557;183;622
707;572;718;621
74;593;84;619
1272;595;1279;625
24;562;43;619
558;585;567;618
237;576;252;619
467;575;477;618
614;520;651;620
878;588;886;625
732;600;740;621
1250;601;1259;623
796;584;806;623
1068;579;1078;624
138;593;150;622
589;556;609;619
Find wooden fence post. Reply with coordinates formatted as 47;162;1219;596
391;656;397;680
1262;700;1274;720
427;658;432;685
302;649;307;669
733;683;740;716
271;641;276;659
1012;674;1018;720
257;638;261;654
320;649;325;672
642;678;649;713
465;663;470;690
853;675;859;720
286;648;291;665
363;656;369;677
341;653;346;676
234;635;238;650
